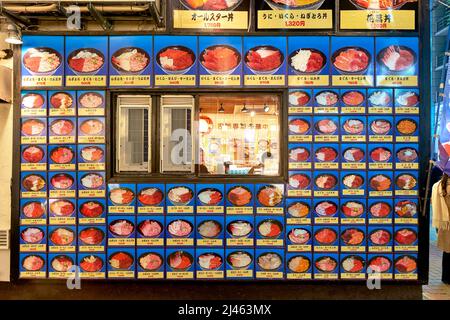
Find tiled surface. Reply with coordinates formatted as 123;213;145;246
423;244;450;300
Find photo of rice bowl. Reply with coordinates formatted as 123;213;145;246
22;174;46;192
80;173;104;189
370;147;392;163
21;227;45;244
79;228;105;245
289;173;311;190
21;93;45;109
109;252;134;270
370;174;392;191
78;92;104;109
80;146;104;163
288;228;311;244
342;174;364;189
22;255;45;271
369;201;391;218
257;252;282;271
368;90;391;106
341;255;365;273
227;186;252;206
394;255;417;273
315;147;338;162
377;45;416;74
227;220;253;238
197;220;222;239
287;201;310;218
138;187;164;206
289;48;326;74
80;255;104;272
23;47;62;76
67;48;105;75
50;119;74;136
198;253;223;271
167;219;193;238
369;229;391;245
396;173;417;190
50;146;75;164
289;91;311;107
370;119;392;135
257;185;283;207
315;91;339;106
315;201;338;217
395;200;417;218
22;145;45;163
138;252;163;271
21;119;45;136
168;250;193;271
50;227;75;246
315;119;338;135
49;199;75;217
79;201;104;218
288;255;311;273
109;188;135;206
168;186;194;205
314;228;337;245
289;118;311;135
111;47;150;75
50;173;74;190
341;201;364;218
341;228;365;246
342;91;365;106
289;146;310;162
396;91;419;107
332;46;371;74
22;201;46;219
50;92;73;110
80;119;104;136
245;46;284;75
227;251;252;270
138;220;163;238
368;256;391;273
258;219;283;238
315;256;338;273
156;46;196;75
394;228;417;245
200;45;241;75
197;188;223;206
343;147;365;163
314;174;337;190
109;219;135;237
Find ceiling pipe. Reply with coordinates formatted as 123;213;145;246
87;2;112;30
148;0;164;28
2;3;150;14
0;6;31;28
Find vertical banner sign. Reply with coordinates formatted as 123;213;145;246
109;35;153;87
21;36;64;87
65;36;108;87
439;44;450;152
256;0;334;30
172;0;250;30
339;0;418;31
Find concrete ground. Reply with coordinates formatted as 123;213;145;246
423;244;450;300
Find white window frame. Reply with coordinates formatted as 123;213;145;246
116;95;152;173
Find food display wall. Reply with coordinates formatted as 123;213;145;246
12;0;429;282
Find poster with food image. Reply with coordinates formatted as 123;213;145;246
340;89;367;114
196;184;225;214
77;91;105;116
19;225;47;252
48;199;76;225
107;248;136;279
368;116;393;142
136;248;165;279
394;171;418;196
48;91;76;116
225;248;254;279
394;253;418;280
108;216;136;246
368;143;393;170
313;143;339;170
21;35;64;87
21;145;47;171
225;184;254;214
395;144;419;170
313;253;339;279
341;143;366;170
78;253;106;279
313;89;340;114
108;184;136;214
313;116;339;142
21;91;47;117
20;172;47;198
154;36;197;87
243;36;286;86
255;248;284;279
288;37;330;86
367;88;393;114
331;37;374;87
376;37;419;87
78;171;106;198
368;225;393;252
395;116;419;143
288;89;313;114
48;225;76;253
48;117;76;144
77;225;106;252
20;199;47;225
368;171;393;197
196;216;224;247
198;36;242;86
286;225;312;252
340;226;366;253
77;144;105;171
109;36;152;87
225;215;255;247
368;198;393;224
65;36;108;86
48;145;76;171
395;88;419;114
313;199;339;224
77;117;105;144
288;143;312;169
340;253;366;279
367;253;393;279
394;225;418;252
255;216;284;246
287;171;312;197
255;184;284;214
166;216;195;246
166;248;195;279
172;0;250;30
257;0;334;30
196;248;225;280
341;171;366;197
340;198;366;224
339;0;418;30
136;216;165;247
48;172;77;198
78;198;106;225
394;198;418;224
286;198;312;224
19;253;47;279
288;116;313;142
286;253;312;279
21;117;47;144
136;184;165;214
166;184;195;214
48;253;76;279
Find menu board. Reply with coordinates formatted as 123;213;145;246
172;0;250;30
21;36;64;87
154;35;198;87
109;36;152;87
339;0;418;31
256;0;334;30
65;36;108;87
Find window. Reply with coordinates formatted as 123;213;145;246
198;94;280;176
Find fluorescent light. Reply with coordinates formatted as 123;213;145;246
5;24;22;45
